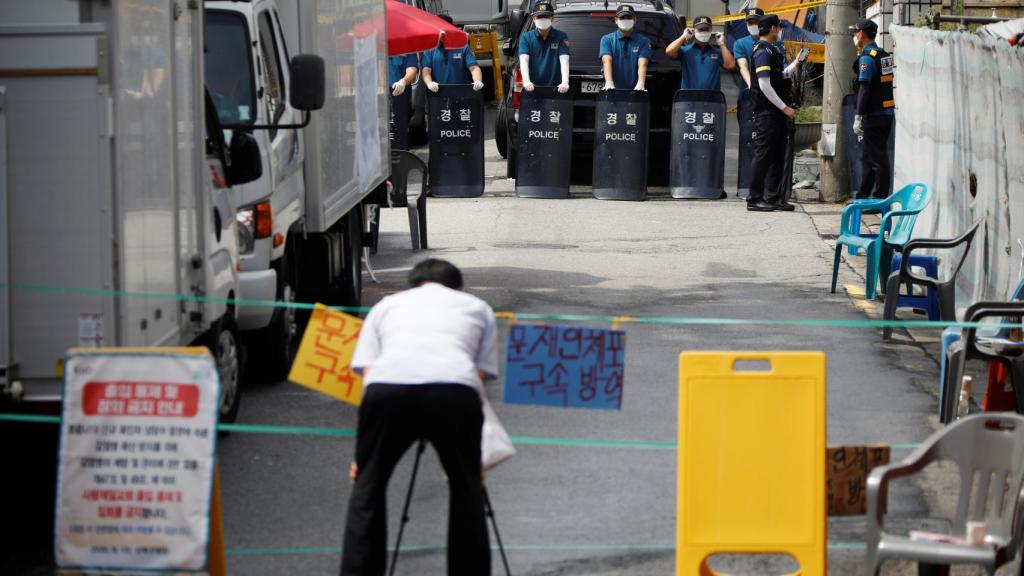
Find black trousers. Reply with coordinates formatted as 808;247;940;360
340;384;490;576
856;114;894;200
748;111;788;205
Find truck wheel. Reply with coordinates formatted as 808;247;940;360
249;256;297;382
506;133;517;180
340;205;363;308
495;99;508;159
208;316;242;424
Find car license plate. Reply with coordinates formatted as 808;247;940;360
581;81;601;94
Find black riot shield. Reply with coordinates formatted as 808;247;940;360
592;90;650;201
736;89;754;199
516;86;573;199
670;90;727;199
427;85;484;198
389;90;412;197
842;93;895;197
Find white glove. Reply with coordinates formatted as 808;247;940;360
523;81;535;92
716;33;726;47
472;80;484;91
682;28;694;41
427;81;440;93
557;82;570;93
391;79;407;96
603;81;615;91
633;81;646;91
853;114;864;137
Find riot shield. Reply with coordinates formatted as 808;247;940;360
427;85;484;198
516;86;573;199
670;90;727;199
592;90;650;201
389;90;412;197
736;88;754;199
842;93;895;197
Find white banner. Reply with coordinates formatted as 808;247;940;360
891;25;1024;306
55;350;219;572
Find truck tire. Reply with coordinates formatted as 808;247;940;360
207;315;242;424
506;133;517;180
340;205;363;308
495;99;508;159
248;255;297;382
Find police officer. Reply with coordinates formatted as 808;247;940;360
733;8;789;89
422;15;484;93
747;14;798;212
599;5;652;91
518;2;571;93
666;15;736;90
850;18;895;199
389;52;418;97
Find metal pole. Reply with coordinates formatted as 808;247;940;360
819;0;859;202
388;440;427;576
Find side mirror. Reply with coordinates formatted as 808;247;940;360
510;9;524;37
227;131;263;186
289;54;325;112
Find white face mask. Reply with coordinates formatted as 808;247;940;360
535;17;552;30
696;31;712;43
617;18;634;31
852;34;860;47
747;24;760;36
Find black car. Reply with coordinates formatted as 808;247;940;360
496;0;682;182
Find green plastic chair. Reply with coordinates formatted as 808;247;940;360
830;183;932;301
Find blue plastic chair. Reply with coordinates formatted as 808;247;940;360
830;183;932;301
889;253;940;320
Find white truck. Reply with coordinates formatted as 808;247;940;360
204;0;390;380
0;0;323;422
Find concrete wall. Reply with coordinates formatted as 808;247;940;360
891;25;1024;310
0;0;80;25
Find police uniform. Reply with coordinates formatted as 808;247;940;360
518;3;571;86
677;16;723;90
747;16;794;210
851;19;895;199
732;8;786;89
599;5;652;88
388;53;418;85
421;44;477;84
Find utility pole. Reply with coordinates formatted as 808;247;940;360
820;0;859;202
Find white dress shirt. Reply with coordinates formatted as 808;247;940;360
351;283;499;391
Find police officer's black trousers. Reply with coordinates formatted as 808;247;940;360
341;384;490;576
857;115;894;200
748;111;788;205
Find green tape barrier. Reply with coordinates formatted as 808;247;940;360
3;282;1023;330
0;413;922;452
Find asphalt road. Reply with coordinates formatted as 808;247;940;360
1;78;947;576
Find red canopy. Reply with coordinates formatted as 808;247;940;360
386;0;467;56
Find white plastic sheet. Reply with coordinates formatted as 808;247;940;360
891;25;1024;308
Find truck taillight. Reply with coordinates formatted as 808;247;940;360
255;201;272;239
513;68;523;110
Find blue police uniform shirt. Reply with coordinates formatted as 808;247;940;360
518;28;571;86
422;45;477;84
678;43;722;90
857;42;894;116
598;31;652;88
734;35;786;66
388;53;418;85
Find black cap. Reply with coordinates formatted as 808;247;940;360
693;15;713;30
757;14;780;34
533;1;554;15
745;7;765;22
850;18;878;33
615;4;636;18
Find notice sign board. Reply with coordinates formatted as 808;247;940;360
504;324;625;410
55;348;219;573
827;445;890;516
288;304;364;407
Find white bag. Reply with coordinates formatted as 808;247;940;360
481;397;516;470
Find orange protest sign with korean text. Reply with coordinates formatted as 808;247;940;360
288;304;364;406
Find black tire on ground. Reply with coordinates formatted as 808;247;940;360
495;99;508;159
247;254;297;382
207;314;242;424
340;204;363;308
506;132;517;180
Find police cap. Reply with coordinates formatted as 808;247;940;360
744;7;765;22
850;18;878;33
693;15;713;30
615;5;636;18
757;14;780;35
533;1;554;16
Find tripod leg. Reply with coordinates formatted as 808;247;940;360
388;440;427;576
482;487;512;576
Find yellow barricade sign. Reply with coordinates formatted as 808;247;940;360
784;40;826;64
288;304;364;406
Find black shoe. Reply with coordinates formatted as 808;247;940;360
774;201;796;212
746;201;774;212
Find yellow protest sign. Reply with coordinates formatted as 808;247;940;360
288;304;364;406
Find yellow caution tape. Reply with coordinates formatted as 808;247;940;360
711;0;828;24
